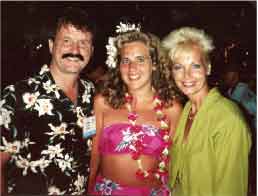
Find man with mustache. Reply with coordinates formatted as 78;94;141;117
0;7;96;195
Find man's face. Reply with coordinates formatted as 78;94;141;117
49;24;94;75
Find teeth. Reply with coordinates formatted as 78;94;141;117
129;75;140;80
183;82;194;87
67;57;80;62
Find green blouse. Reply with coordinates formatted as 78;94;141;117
170;88;251;196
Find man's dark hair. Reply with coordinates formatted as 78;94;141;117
47;7;96;43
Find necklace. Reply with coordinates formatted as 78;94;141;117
125;93;172;182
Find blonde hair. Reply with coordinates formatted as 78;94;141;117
162;27;215;64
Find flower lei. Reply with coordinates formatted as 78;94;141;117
125;93;172;183
105;22;141;69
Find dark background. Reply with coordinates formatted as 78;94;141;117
2;1;257;90
1;2;257;195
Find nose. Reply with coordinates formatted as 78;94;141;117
71;42;80;54
128;60;138;70
183;68;192;79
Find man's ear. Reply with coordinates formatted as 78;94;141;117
48;39;54;54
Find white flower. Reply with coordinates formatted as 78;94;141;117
28;78;40;85
15;154;31;176
22;92;40;109
30;157;51;173
5;85;15;92
0;137;22;154
39;64;50;75
115;22;141;33
22;137;36;148
48;185;66;195
41;143;64;160
34;99;54;116
105;37;117;69
57;153;74;172
76;116;84;128
46;123;70;140
0;107;12;129
82;92;91;103
43;80;60;99
71;174;86;195
162;147;169;156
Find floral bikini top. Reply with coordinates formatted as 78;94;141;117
99;123;165;158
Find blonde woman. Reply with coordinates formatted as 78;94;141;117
162;27;251;196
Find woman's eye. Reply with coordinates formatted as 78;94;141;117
120;58;130;65
192;64;201;69
136;56;145;64
173;64;182;70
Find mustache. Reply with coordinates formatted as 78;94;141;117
62;53;84;61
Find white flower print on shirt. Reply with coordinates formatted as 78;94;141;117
41;143;64;160
0;137;22;154
43;80;60;99
34;99;54;116
46;123;70;140
15;154;32;176
30;157;51;173
28;78;40;85
0;106;12;129
22;92;40;109
39;64;50;75
70;174;86;195
48;185;66;195
82;92;91;103
56;153;74;172
75;107;85;128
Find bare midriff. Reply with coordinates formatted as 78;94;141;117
100;154;162;188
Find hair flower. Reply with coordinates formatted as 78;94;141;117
115;22;141;33
105;37;117;69
105;22;141;69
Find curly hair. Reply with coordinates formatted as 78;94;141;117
162;27;215;65
101;31;179;109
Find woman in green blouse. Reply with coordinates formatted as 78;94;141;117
162;27;251;196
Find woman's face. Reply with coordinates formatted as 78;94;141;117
172;44;209;98
119;41;153;92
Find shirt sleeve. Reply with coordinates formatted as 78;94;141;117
0;85;21;154
214;113;251;196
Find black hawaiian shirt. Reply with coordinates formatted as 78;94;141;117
0;64;95;195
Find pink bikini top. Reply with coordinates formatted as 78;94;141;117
99;123;165;158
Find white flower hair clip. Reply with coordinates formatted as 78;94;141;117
105;37;117;69
105;22;141;69
115;22;141;33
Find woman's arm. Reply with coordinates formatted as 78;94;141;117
87;94;105;193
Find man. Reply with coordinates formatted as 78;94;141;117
0;7;96;195
221;63;256;129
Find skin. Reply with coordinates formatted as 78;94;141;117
48;24;94;103
88;41;182;192
172;44;210;113
49;24;94;76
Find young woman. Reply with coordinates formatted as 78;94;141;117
88;23;182;196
